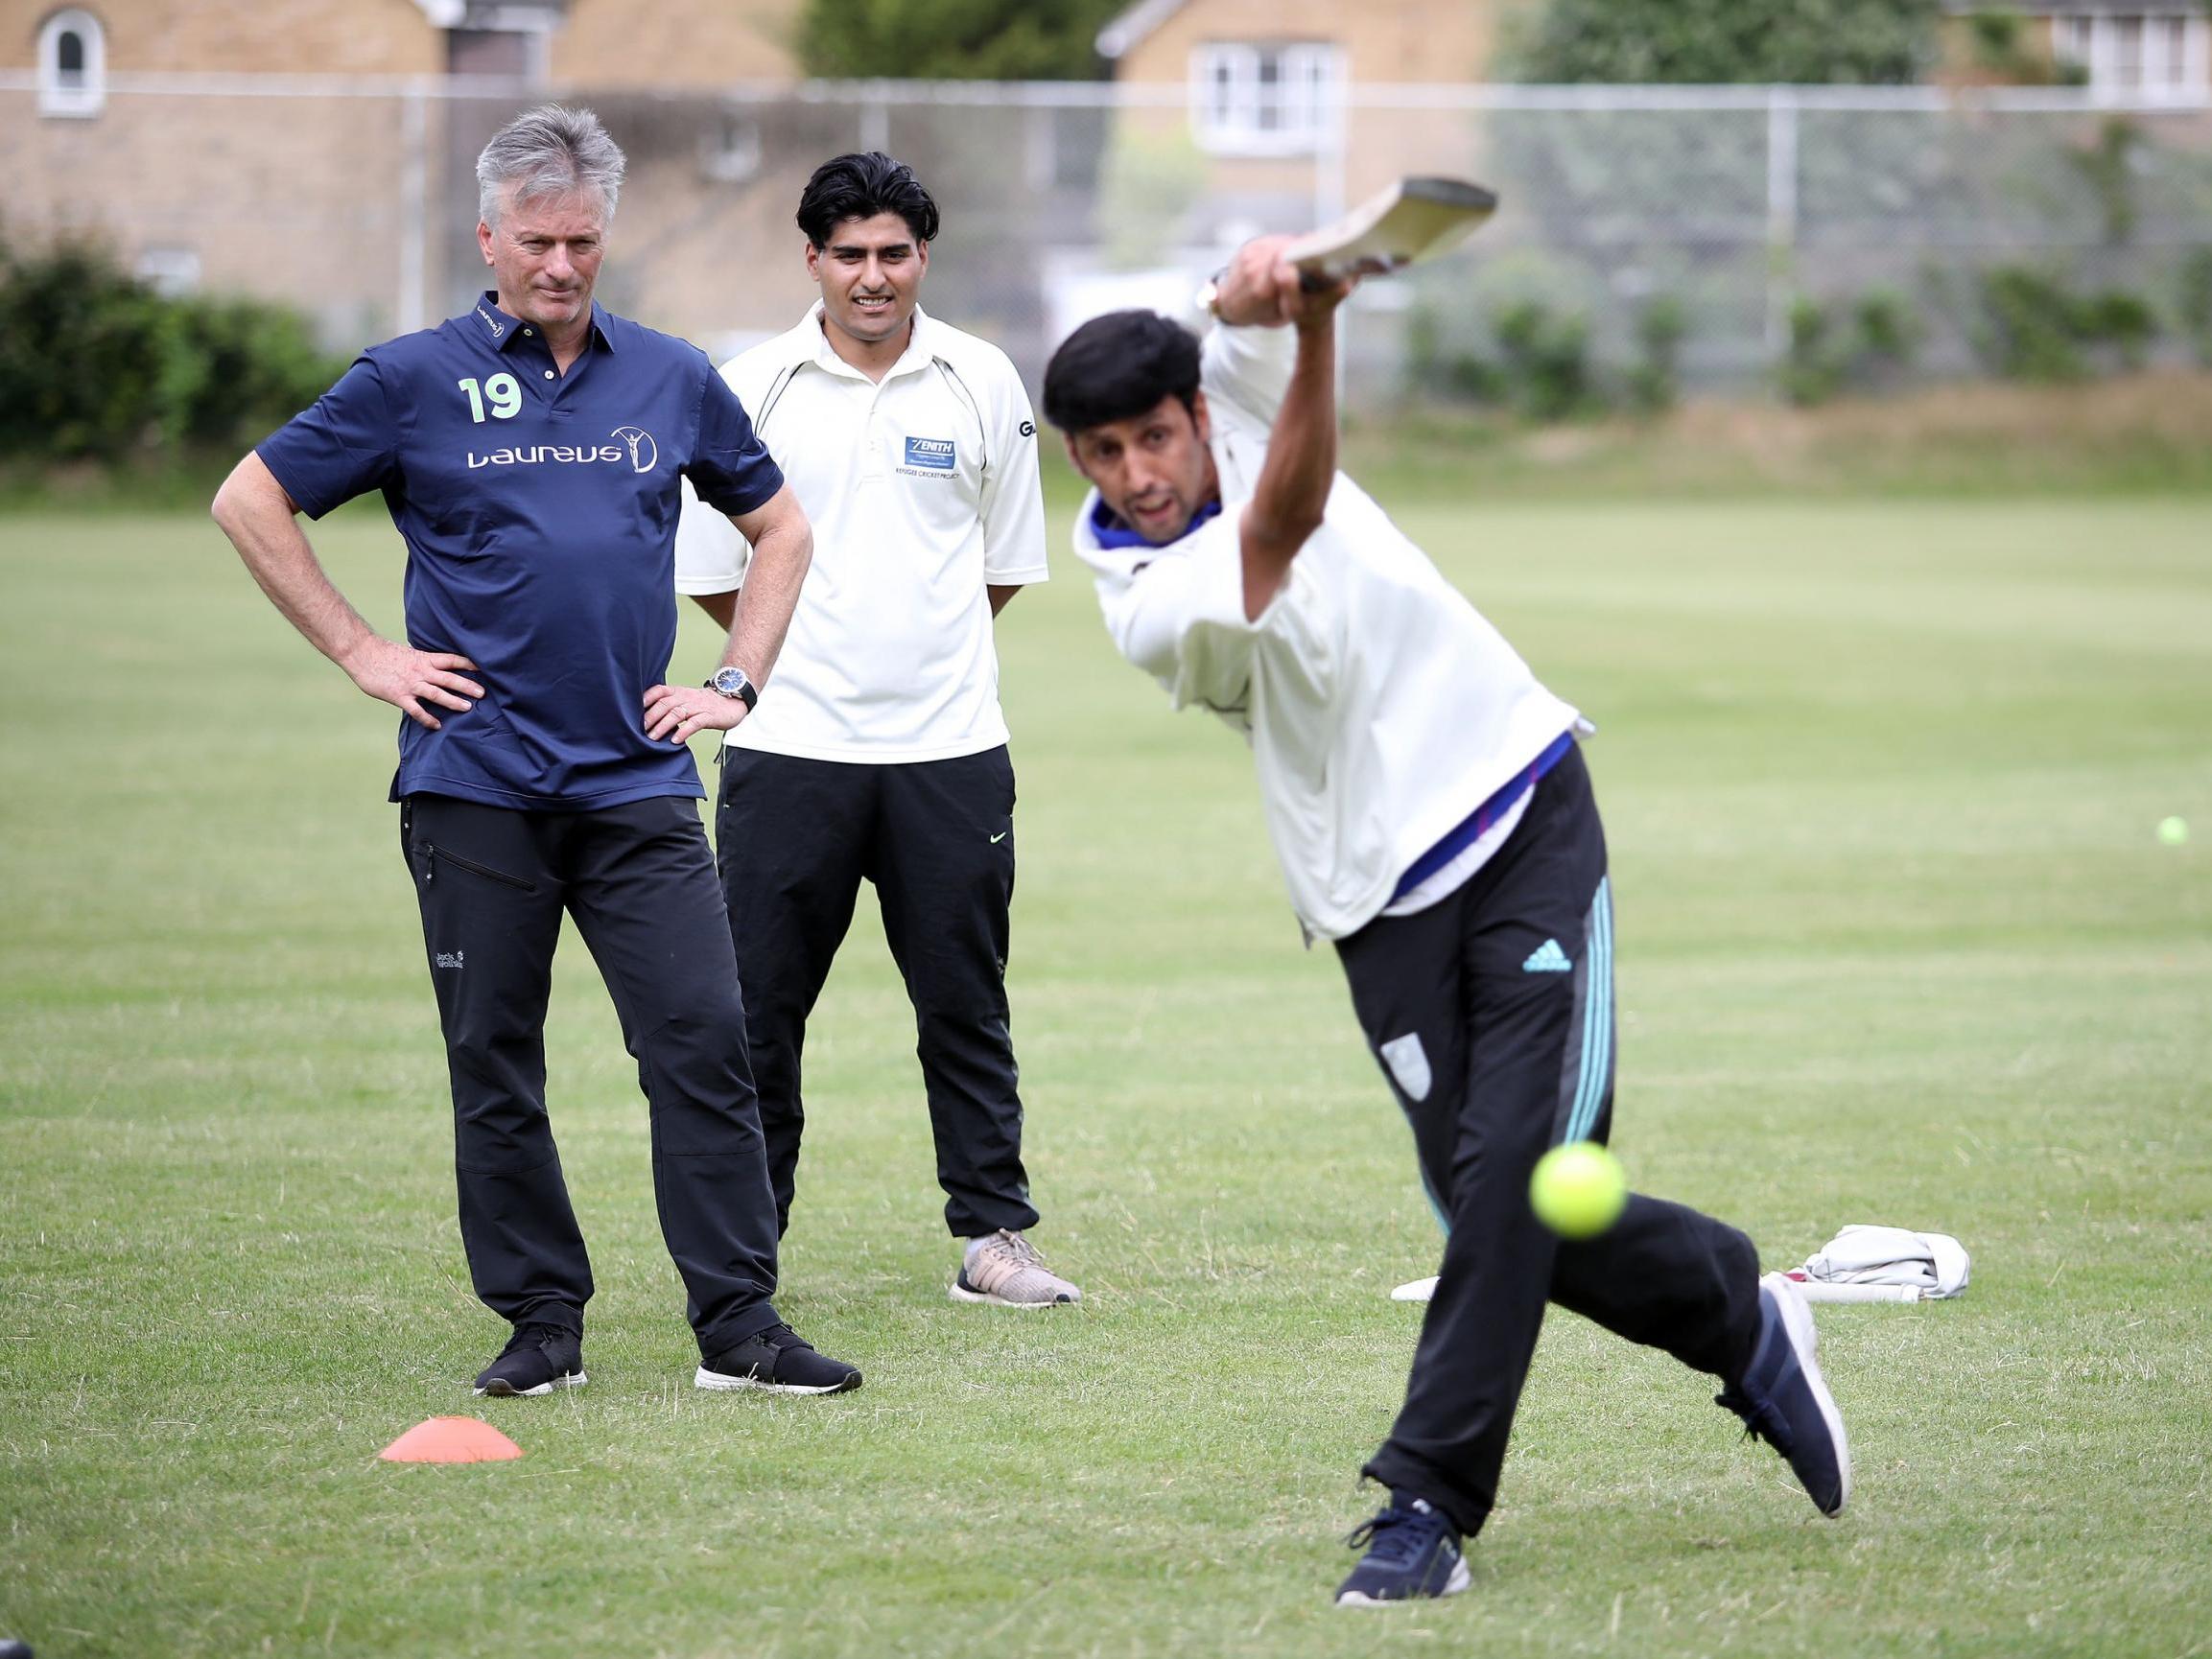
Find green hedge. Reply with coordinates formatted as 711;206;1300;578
0;233;348;466
1512;0;1941;84
796;0;1122;79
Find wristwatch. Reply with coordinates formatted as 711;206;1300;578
706;666;758;710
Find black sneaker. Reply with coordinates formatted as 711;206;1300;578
694;1323;861;1395
472;1320;585;1397
1334;1497;1471;1606
1717;1272;1851;1517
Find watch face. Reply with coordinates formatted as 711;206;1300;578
713;667;747;695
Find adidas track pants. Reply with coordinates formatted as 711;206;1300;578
1333;742;1764;1538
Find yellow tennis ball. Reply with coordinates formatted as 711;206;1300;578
2157;816;2188;847
1529;1142;1627;1239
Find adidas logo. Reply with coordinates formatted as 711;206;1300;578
1522;939;1572;973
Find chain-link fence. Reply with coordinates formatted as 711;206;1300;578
7;74;2209;409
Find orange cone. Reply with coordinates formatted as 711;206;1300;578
379;1416;524;1464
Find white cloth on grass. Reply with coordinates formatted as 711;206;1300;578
1800;1225;1970;1300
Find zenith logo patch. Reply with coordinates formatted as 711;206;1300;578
903;436;956;471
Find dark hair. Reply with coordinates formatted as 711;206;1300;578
796;152;940;247
1042;311;1202;434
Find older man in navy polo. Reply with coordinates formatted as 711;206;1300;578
212;105;862;1399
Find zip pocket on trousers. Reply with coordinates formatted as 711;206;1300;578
419;841;538;892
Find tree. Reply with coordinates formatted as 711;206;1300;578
1514;0;1941;84
797;0;1126;80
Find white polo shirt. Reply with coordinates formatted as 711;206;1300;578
1075;324;1580;942
675;303;1048;762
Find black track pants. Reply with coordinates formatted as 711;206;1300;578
715;745;1036;1239
1333;745;1763;1538
400;792;785;1359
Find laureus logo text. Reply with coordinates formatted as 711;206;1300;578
466;426;659;474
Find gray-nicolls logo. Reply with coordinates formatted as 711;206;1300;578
435;950;465;970
610;425;659;473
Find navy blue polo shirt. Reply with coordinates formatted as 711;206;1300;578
258;294;784;809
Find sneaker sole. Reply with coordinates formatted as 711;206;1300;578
473;1370;586;1399
1761;1271;1851;1516
1335;1556;1472;1606
692;1366;861;1396
948;1281;1079;1308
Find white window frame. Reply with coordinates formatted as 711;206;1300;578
37;8;106;119
1188;41;1342;158
2053;11;2210;100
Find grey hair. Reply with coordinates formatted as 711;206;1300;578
476;105;625;227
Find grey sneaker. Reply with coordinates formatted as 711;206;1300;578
951;1229;1082;1307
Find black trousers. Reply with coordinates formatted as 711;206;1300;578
715;744;1036;1239
400;792;784;1360
1334;745;1763;1538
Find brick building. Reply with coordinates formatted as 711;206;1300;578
2;0;816;348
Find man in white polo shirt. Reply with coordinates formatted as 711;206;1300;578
676;152;1079;1308
1042;241;1848;1604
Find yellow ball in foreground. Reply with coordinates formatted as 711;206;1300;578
1530;1142;1627;1239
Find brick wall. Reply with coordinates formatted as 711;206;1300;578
553;0;804;86
0;83;426;347
0;0;440;74
2;0;803;81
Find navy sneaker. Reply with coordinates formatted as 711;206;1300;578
1334;1497;1471;1606
473;1320;585;1397
1717;1272;1850;1516
694;1323;862;1395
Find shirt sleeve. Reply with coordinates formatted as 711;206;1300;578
978;361;1048;586
686;362;784;518
1098;515;1334;716
255;354;402;519
1200;324;1297;429
674;474;751;595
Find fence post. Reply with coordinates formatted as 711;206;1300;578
1764;84;1800;370
397;78;429;337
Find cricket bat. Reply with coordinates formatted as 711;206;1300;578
1286;175;1498;288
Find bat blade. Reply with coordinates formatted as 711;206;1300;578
1285;176;1499;287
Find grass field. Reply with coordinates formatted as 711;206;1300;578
2;490;2208;1657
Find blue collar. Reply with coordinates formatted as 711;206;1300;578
1090;494;1221;551
472;292;618;355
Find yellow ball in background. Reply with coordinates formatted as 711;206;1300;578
1529;1142;1627;1239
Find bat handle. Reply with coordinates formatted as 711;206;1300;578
1298;257;1402;293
